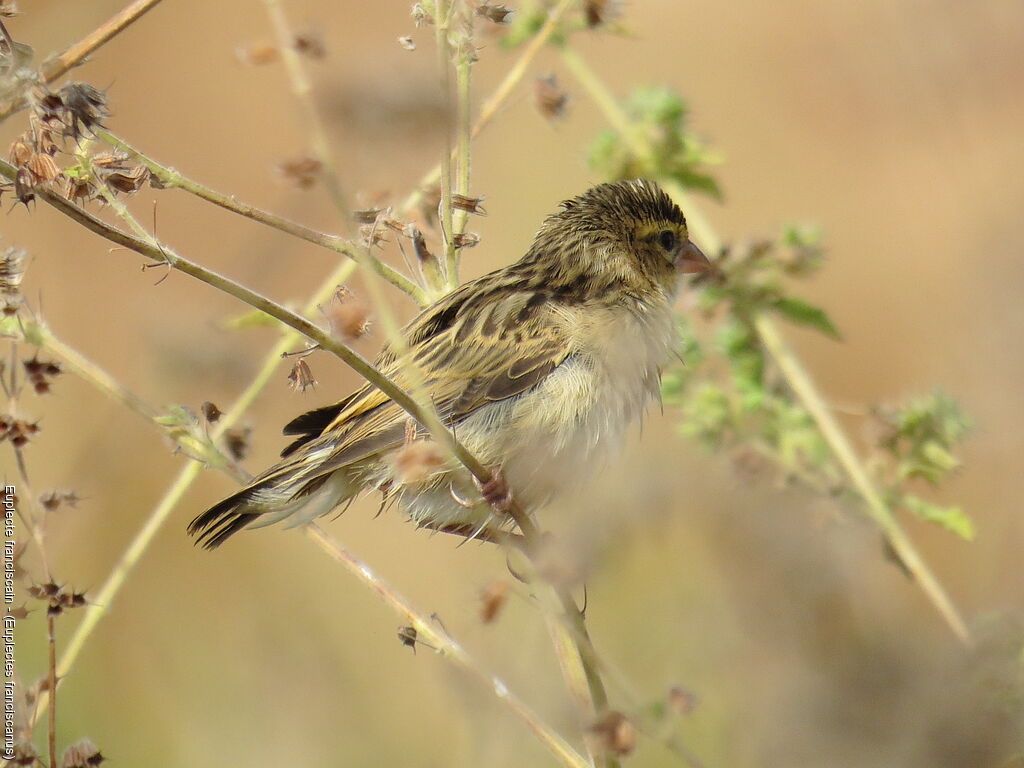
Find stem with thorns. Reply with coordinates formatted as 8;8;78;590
560;43;970;644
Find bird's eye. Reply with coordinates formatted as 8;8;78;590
657;229;677;251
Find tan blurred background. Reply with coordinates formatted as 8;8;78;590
2;1;1023;766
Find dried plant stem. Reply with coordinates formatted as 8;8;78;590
261;0;346;213
448;11;473;290
40;0;166;83
46;614;56;768
561;44;970;644
400;0;577;216
97;130;427;303
307;523;592;768
23;258;358;728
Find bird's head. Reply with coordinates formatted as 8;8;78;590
523;179;711;299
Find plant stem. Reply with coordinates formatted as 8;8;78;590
561;44;970;644
433;0;457;295
307;524;592;768
97;129;427;304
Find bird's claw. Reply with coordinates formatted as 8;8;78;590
475;469;513;513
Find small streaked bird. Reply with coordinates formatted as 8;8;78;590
190;180;710;548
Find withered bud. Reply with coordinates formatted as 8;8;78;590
278;156;322;189
326;297;371;342
352;206;384;224
411;3;433;26
479;580;509;624
404;224;434;263
452;232;480;249
0;1;19;18
397;625;418;651
224;426;252;461
61;738;105;768
40;490;80;511
13;167;36;205
102;165;149;195
0;246;27;295
201;401;222;423
475;3;514;24
28;581;61;600
381;216;407;233
292;29;326;59
359;223;388;248
583;0;621;28
9;137;31;166
91;151;130;170
32;114;62;156
235;42;280;66
287;358;317;392
392;440;445;485
587;711;637;757
397;35;416;51
534;74;569;120
26;152;61;184
668;685;699;715
451;193;487;215
57;82;109;140
3;419;40;447
62;175;95;202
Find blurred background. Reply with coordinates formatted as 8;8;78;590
2;1;1023;766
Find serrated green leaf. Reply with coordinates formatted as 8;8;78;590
772;297;840;339
903;495;975;541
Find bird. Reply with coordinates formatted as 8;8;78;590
190;179;710;548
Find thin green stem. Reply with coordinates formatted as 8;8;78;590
448;8;474;289
562;44;969;644
307;524;592;768
433;0;457;296
98;129;427;304
400;0;577;216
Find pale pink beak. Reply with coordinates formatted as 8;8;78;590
676;240;712;274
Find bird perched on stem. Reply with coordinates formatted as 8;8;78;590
191;179;710;548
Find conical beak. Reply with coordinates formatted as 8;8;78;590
676;240;712;274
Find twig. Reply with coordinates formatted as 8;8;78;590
98;130;427;303
261;0;347;213
399;0;577;216
40;0;166;83
306;524;592;768
434;0;457;293
47;614;56;768
560;44;970;644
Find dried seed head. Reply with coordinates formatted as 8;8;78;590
392;439;445;485
451;193;487;215
479;580;509;624
61;738;105;768
326;297;371;342
278;156;322;189
201;401;222;423
534;74;569;120
475;3;514;24
292;29;326;59
62;174;95;203
235;41;279;66
452;232;480;249
410;3;433;26
352;206;384;224
587;711;637;757
224;426;252;461
404;224;435;263
57;82;109;140
9;136;31;165
23;355;62;394
26;152;60;183
359;223;389;248
287;358;317;392
668;685;699;715
397;35;416;51
2;418;40;447
0;1;19;18
40;490;80;512
101;165;149;194
0;246;27;296
583;0;621;28
397;625;418;650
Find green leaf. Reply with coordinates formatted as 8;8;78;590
771;297;840;339
903;495;975;541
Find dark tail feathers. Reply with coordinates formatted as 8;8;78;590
188;486;262;549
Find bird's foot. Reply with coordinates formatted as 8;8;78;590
475;468;513;513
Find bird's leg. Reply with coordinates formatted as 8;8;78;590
475;468;513;513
